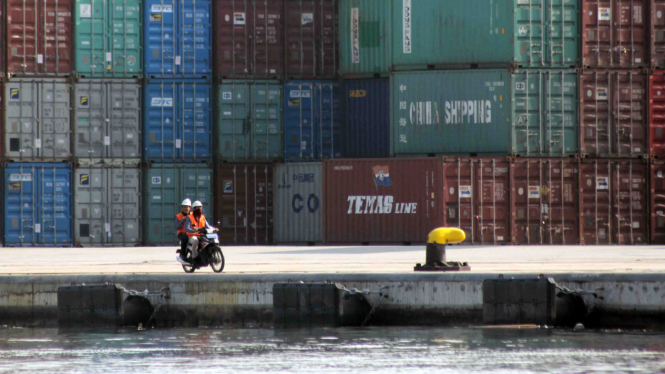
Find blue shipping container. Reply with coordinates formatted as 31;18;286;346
283;80;341;161
144;80;212;162
340;79;389;158
144;0;212;78
4;163;73;247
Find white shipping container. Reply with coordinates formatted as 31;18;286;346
274;163;323;243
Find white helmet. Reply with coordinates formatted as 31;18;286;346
192;201;203;209
181;198;192;206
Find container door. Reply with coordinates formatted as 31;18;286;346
180;82;212;160
514;0;578;67
511;160;543;244
473;160;510;244
74;81;107;159
41;0;73;74
182;0;212;77
284;82;315;160
111;0;142;76
218;82;250;160
145;0;177;77
251;83;283;160
341;79;390;158
75;0;108;76
145;82;177;160
109;166;141;245
650;75;665;157
315;83;341;159
108;81;141;159
5;166;38;245
75;166;104;245
274;163;323;243
217;164;274;245
580;161;612;244
542;160;579;244
443;160;475;244
40;165;73;246
651;163;665;243
215;0;251;78
652;1;665;68
583;0;647;68
613;162;648;244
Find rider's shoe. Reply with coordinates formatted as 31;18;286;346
176;256;191;265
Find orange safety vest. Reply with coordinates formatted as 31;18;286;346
187;214;207;238
176;212;188;234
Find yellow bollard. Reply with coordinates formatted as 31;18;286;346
414;228;470;272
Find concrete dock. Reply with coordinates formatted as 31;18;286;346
1;245;665;328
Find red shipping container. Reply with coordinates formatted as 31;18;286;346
580;70;648;157
579;159;649;244
214;0;284;79
649;73;665;157
652;0;665;69
510;159;580;245
284;0;338;79
651;162;665;243
582;0;647;68
322;158;443;244
442;158;511;245
215;163;274;245
6;0;72;77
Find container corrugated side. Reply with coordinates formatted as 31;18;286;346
510;158;580;244
580;159;649;244
338;0;391;78
4;79;71;161
74;162;141;246
651;161;665;243
283;80;341;161
390;70;512;157
649;73;665;157
285;0;338;79
652;0;665;69
144;79;212;162
323;158;443;244
582;0;647;69
74;79;141;160
341;79;389;158
4;163;72;247
217;80;283;161
6;0;73;77
215;163;274;245
442;158;511;245
214;0;284;79
274;163;322;243
580;71;647;158
143;163;213;245
144;0;212;78
74;0;142;77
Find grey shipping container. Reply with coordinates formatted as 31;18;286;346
274;163;322;243
74;80;141;160
391;69;579;157
74;161;141;246
4;79;71;161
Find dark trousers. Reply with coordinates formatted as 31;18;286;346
178;233;189;259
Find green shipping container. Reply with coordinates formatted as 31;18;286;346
143;164;213;245
340;0;579;77
390;69;579;157
74;0;142;77
217;81;283;161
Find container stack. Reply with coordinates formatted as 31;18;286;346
141;0;214;246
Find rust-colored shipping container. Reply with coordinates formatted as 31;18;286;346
651;161;665;243
580;159;649;244
215;163;274;245
583;0;647;68
649;73;665;157
580;70;648;158
284;0;337;79
322;158;443;244
652;0;665;68
510;159;580;245
214;0;284;79
6;0;72;77
442;158;511;245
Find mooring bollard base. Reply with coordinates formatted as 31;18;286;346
414;239;471;272
414;262;471;272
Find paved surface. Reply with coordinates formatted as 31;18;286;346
3;244;665;275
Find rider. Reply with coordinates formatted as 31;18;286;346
184;201;216;260
175;199;191;264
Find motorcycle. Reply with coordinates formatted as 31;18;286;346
176;227;225;273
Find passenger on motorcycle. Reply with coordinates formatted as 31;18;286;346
175;199;192;264
184;201;218;260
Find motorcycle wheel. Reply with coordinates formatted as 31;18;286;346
210;247;225;273
182;251;195;273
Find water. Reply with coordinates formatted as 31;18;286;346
1;327;664;373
